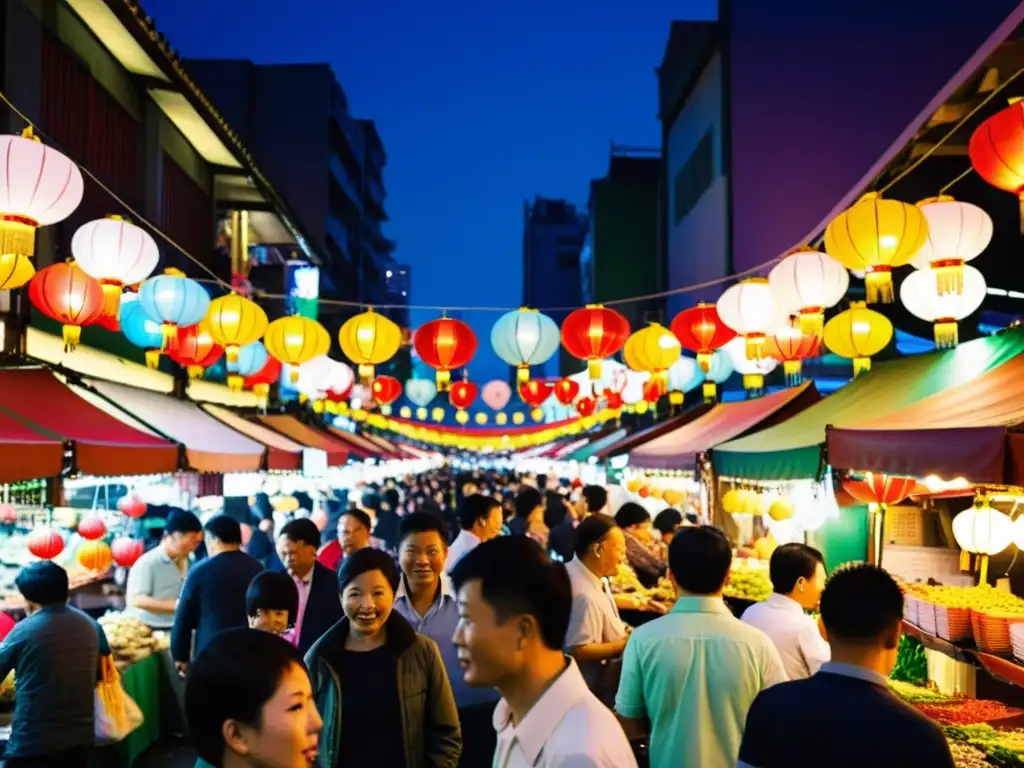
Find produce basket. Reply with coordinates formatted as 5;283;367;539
972;610;1024;654
903;595;920;625
917;598;937;635
935;605;972;643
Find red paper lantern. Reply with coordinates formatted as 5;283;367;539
414;318;478;391
518;379;553;407
576;396;596;417
94;301;120;332
0;504;16;524
77;516;107;541
843;473;917;506
168;322;224;379
449;380;479;410
969;102;1024;203
671;303;737;372
560;305;630;378
76;540;113;573
643;378;664;403
117;493;147;519
764;325;820;385
605;391;624;410
28;262;105;349
27;528;64;560
554;378;580;406
243;357;283;399
111;537;144;568
372;375;403;406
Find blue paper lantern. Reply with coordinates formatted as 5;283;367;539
120;295;165;368
491;308;560;382
226;341;268;391
137;269;210;347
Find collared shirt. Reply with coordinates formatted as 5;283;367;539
125;544;188;629
444;529;479;572
565;558;625;647
741;593;831;680
283;568;314;648
392;572;496;707
615;596;787;768
493;657;637;768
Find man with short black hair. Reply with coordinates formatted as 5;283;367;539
445;493;503;572
172;515;263;672
508;487;544;537
278;518;343;655
739;564;955;768
550;484;608;562
616;526;785;768
742;543;830;680
126;510;203;629
451;536;637;767
317;508;373;571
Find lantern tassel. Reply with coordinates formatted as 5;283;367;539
783;360;803;386
959;550;972;572
979;554;990;586
225;345;240;364
864;267;894;304
187;365;204;379
934;319;958;349
160;323;177;350
932;260;965;296
517;365;530;383
853;357;872;376
358;363;374;383
145;350;161;369
62;324;81;351
702;381;717;403
744;334;765;360
253;383;270;398
100;283;122;318
696;352;712;373
436;369;452;392
668;391;684;406
587;359;602;379
227;374;244;392
798;309;824;340
0;213;38;259
742;374;764;397
288;366;300;384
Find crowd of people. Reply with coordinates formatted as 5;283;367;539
0;467;959;767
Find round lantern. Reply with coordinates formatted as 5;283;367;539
27;528;64;560
954;499;1013;557
371;375;402;406
76;539;113;573
0;129;84;276
77;515;107;541
969;101;1024;228
71;216;159;316
455;409;470;425
111;537;144;568
900;265;986;348
671;303;737;372
702;349;735;402
763;321;820;385
491;308;561;382
119;294;165;368
449;380;479;412
168;320;223;379
553;378;580;406
29;261;105;349
0;254;35;291
495;412;508;426
912;197;992;294
243;356;283;399
560;304;630;378
518;379;553;407
206;293;269;364
137;268;211;346
117;493;147;519
415;317;478;391
768;498;795;522
824;193;928;304
512;412;526;425
623;324;682;391
263;315;330;384
226;341;269;391
724;337;777;396
823;302;893;376
666;356;701;406
338;309;403;382
474;412;488;425
576;396;596;417
716;278;776;360
405;378;438;407
296;356;353;404
768;247;849;337
482;380;512;410
843;472;918;565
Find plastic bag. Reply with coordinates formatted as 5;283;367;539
95;655;144;743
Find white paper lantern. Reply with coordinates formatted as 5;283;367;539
0;131;84;243
953;502;1012;556
912;197;992;295
716;278;775;359
723;336;777;394
900;265;986;348
768;248;849;338
72;216;160;315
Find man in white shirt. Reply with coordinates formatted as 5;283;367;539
742;542;830;680
451;536;638;768
445;493;504;572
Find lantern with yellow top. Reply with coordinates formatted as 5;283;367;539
823;302;892;376
339;309;403;383
955;494;1013;584
206;293;268;364
623;323;681;393
264;315;331;383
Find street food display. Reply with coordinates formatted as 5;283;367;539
724;558;773;602
98;611;168;669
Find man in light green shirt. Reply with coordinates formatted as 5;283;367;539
615;526;786;768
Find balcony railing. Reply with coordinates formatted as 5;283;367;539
326;217;352;262
329;156;363;217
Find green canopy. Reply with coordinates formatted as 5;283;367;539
568;428;628;462
712;328;1024;481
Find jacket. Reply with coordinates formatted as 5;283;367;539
304;611;462;768
293;561;345;656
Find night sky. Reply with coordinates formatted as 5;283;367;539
143;0;717;380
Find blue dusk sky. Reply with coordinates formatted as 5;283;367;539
142;0;717;381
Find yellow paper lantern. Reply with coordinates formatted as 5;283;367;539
495;412;508;426
474;412;488;425
338;309;402;381
0;253;34;290
824;192;928;303
416;407;428;420
455;410;470;425
512;412;526;425
823;301;893;376
206;293;268;363
623;323;681;390
722;488;742;514
264;315;331;382
399;406;412;419
768;498;795;521
76;540;113;573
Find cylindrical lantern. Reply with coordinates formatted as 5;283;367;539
716;278;776;359
206;293;269;363
824;193;928;303
518;379;553;407
560;304;630;378
823;302;893;376
29;261;105;349
723;337;777;396
912;197;992;294
622;323;682;391
76;540;113;573
77;516;107;541
264;315;331;383
405;378;438;407
338;309;403;382
900;265;986;348
243;356;283;400
482;380;512;410
137;268;211;347
969;101;1024;230
226;341;269;391
111;537;144;568
763;321;820;385
119;294;165;368
553;378;580;406
168;320;223;379
491;308;561;382
670;303;736;373
71;216;159;317
768;247;849;338
414;317;478;391
27;528;64;560
371;375;402;406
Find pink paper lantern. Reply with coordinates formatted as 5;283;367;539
78;516;107;541
111;537;144;568
481;380;512;411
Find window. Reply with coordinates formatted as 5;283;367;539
673;129;714;225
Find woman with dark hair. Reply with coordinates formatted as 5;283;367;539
246;571;300;637
305;548;461;767
186;628;322;768
615;502;667;589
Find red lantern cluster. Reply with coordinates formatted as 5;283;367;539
371;375;402;406
560;305;630;378
414;318;478;391
518;379;553;407
27;528;64;560
671;303;736;372
117;493;147;519
29;262;105;349
111;537;144;568
553;378;580;406
448;380;479;410
764;326;820;385
78;516;107;541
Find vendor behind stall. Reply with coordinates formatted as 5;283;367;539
125;511;203;630
614;503;667;589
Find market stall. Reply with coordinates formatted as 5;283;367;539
593;404;714;461
566;427;628;463
256;415;350;466
201;404;307;471
325;426;388;460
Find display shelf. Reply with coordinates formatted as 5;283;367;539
903;620;1024;691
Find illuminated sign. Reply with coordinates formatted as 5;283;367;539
286;261;319;319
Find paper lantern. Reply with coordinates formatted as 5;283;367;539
76;540;113;573
119;294;165;368
27;528;64;560
414;317;478;391
969;101;1024;229
843;472;917;565
117;493;147;519
71;216;159;317
768;247;849;337
954;501;1012;557
701;349;735;402
554;378;580;406
623;323;681;391
0;254;35;291
406;378;438;407
295;356;353;404
767;498;795;522
491;308;560;382
474;412;488;425
642;378;663;404
716;278;776;359
339;309;403;381
226;341;269;392
29;261;105;349
560;304;630;378
448;380;479;411
518;379;553;407
495;412;508;425
763;321;820;385
605;391;624;410
371;375;402;406
264;315;331;383
137;268;211;346
0;505;15;524
243;356;283;399
168;320;223;379
824;193;928;303
111;537;144;568
724;337;777;396
900;265;986;348
482;380;512;410
671;303;736;372
78;516;107;541
576;396;596;417
206;293;269;364
823;302;893;376
0;129;84;275
912;197;992;294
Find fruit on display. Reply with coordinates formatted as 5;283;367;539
911;584;1024;614
945;725;1024;765
890;635;928;684
610;564;644;594
767;498;794;521
917;699;1022;726
753;534;777;561
947;740;989;768
888;679;953;704
98;611;166;667
725;560;772;601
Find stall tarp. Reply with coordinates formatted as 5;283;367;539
0;370;177;477
257;415;350;466
0;405;64;482
631;382;818;470
713;328;1024;480
325;427;383;460
359;432;404;459
202;405;307;472
596;404;715;460
569;428;629;462
74;378;264;473
827;353;1024;482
